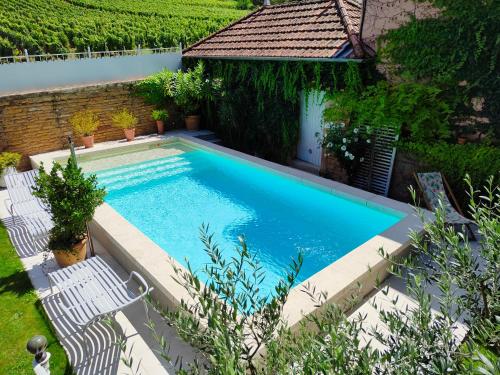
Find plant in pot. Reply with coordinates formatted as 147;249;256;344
151;109;168;134
112;108;138;141
70;110;100;148
171;63;205;131
33;157;106;267
0;151;21;187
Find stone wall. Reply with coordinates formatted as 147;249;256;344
361;0;438;53
0;81;158;169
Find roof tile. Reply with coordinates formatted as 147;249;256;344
183;0;362;60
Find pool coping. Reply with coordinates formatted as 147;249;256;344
30;133;430;331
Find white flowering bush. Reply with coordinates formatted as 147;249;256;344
322;122;372;179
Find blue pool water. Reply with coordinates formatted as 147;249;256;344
93;143;403;295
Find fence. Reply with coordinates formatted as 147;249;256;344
0;46;180;64
0;47;182;95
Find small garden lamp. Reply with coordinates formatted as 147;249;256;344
27;335;51;374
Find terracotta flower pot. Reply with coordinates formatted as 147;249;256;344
457;137;467;145
81;135;94;148
52;238;87;268
124;128;135;142
156;120;165;134
185;115;201;131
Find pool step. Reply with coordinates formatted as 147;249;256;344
96;157;192;191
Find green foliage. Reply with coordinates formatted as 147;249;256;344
400;142;500;210
0;152;21;175
380;0;500;131
382;176;500;367
323;81;452;143
265;302;378;374
0;0;248;56
111;108;138;129
235;0;254;10
322;123;372;179
169;62;207;115
151;109;169;121
153;224;303;374
33;157;106;250
0;223;71;375
202;59;357;163
69;110;99;137
136;62;209;116
135;69;175;107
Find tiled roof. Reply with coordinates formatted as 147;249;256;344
183;0;362;60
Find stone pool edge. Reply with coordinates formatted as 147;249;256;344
30;134;430;332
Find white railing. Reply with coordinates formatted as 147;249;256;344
0;46;182;65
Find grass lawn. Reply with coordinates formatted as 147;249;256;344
0;222;72;374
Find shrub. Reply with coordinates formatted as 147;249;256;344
0;152;21;175
135;69;174;106
322;123;372;180
323;81;452;144
33;157;106;250
169;62;206;116
400;142;500;210
69;110;99;137
111;109;138;130
151;109;169;121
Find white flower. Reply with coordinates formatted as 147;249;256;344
345;151;349;157
342;138;347;143
366;139;371;144
340;123;345;128
349;154;355;160
360;157;365;162
327;142;333;148
341;145;346;151
353;128;359;134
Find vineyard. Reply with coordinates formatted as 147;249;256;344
0;0;249;56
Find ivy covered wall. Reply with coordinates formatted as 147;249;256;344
193;59;366;163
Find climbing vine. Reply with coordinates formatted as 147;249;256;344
197;59;365;163
380;0;500;136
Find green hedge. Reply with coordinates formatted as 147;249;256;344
400;142;500;211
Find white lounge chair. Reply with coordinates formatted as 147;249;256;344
4;170;53;241
48;256;151;357
415;172;476;240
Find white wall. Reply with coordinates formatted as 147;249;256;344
0;52;182;95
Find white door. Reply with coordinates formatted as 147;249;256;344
297;90;325;166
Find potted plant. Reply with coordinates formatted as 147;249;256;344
33;157;106;268
69;110;100;148
112;108;138;141
0;152;21;187
170;63;206;131
151;109;169;134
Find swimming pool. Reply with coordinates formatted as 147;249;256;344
31;134;422;328
88;141;404;295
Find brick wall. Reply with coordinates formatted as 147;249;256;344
0;81;158;169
